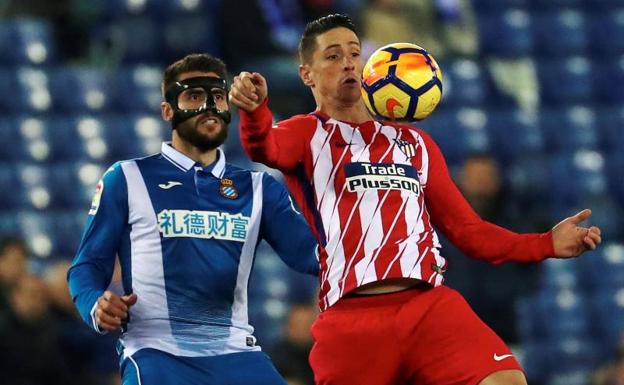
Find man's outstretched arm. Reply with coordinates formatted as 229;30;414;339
421;130;601;264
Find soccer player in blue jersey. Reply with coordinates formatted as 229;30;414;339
67;53;320;385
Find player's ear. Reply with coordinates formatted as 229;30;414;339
161;102;173;122
299;64;314;87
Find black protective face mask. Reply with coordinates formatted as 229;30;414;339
164;76;231;127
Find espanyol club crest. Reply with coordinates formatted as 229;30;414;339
219;178;239;199
394;138;416;159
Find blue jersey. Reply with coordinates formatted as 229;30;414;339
68;143;319;359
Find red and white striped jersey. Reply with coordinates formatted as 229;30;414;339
240;102;554;311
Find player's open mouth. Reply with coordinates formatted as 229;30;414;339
197;114;221;126
342;77;359;85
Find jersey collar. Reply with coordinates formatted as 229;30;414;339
161;142;226;178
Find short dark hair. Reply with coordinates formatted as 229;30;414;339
162;53;228;96
298;14;358;64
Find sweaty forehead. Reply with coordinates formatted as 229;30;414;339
315;27;360;52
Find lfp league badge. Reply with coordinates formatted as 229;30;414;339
219;178;239;199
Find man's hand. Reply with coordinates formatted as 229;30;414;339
552;209;602;258
229;72;268;112
94;291;137;332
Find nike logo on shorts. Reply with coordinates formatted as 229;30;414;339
493;353;513;361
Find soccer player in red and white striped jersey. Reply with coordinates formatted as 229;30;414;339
230;14;602;385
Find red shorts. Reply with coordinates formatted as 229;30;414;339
309;285;522;385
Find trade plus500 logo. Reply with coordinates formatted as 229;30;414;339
344;162;421;195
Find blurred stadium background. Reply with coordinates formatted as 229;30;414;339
0;0;622;384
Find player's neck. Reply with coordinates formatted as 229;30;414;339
171;135;217;167
318;99;372;124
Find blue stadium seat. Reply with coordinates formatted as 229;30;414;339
49;162;107;210
106;115;168;160
540;106;598;152
53;116;114;163
580;243;624;290
540;258;582;290
533;9;587;56
606;151;624;206
0;165;22;209
529;0;583;9
0;68;13;111
16;211;56;258
12;116;57;163
14;163;57;210
50;68;113;113
538;56;594;106
419;108;475;167
97;0;165;18
507;154;551;202
590;286;624;348
248;242;292;349
157;0;219;17
91;17;161;63
547;338;601;376
50;211;85;258
596;106;624;154
593;57;624;104
583;0;623;10
549;150;608;208
478;9;534;56
441;59;489;106
534;290;591;338
0;22;12;65
0;19;55;66
521;340;551;383
487;109;544;165
116;65;162;113
163;15;220;62
0;213;18;235
589;9;624;57
0;118;19;162
11;67;53;113
472;0;529;11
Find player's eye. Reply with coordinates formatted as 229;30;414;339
326;54;339;60
351;52;360;58
212;89;226;101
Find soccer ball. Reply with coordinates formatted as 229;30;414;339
362;43;443;121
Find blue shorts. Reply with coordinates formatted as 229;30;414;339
121;349;288;385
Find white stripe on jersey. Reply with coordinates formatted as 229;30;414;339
332;122;375;295
310;121;343;308
345;122;388;287
226;172;263;354
120;161;179;357
380;125;417;278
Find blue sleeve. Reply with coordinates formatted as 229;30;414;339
67;162;128;331
260;173;319;276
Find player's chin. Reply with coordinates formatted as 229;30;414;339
338;89;363;104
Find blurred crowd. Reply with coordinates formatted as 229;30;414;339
0;0;622;384
0;236;119;385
